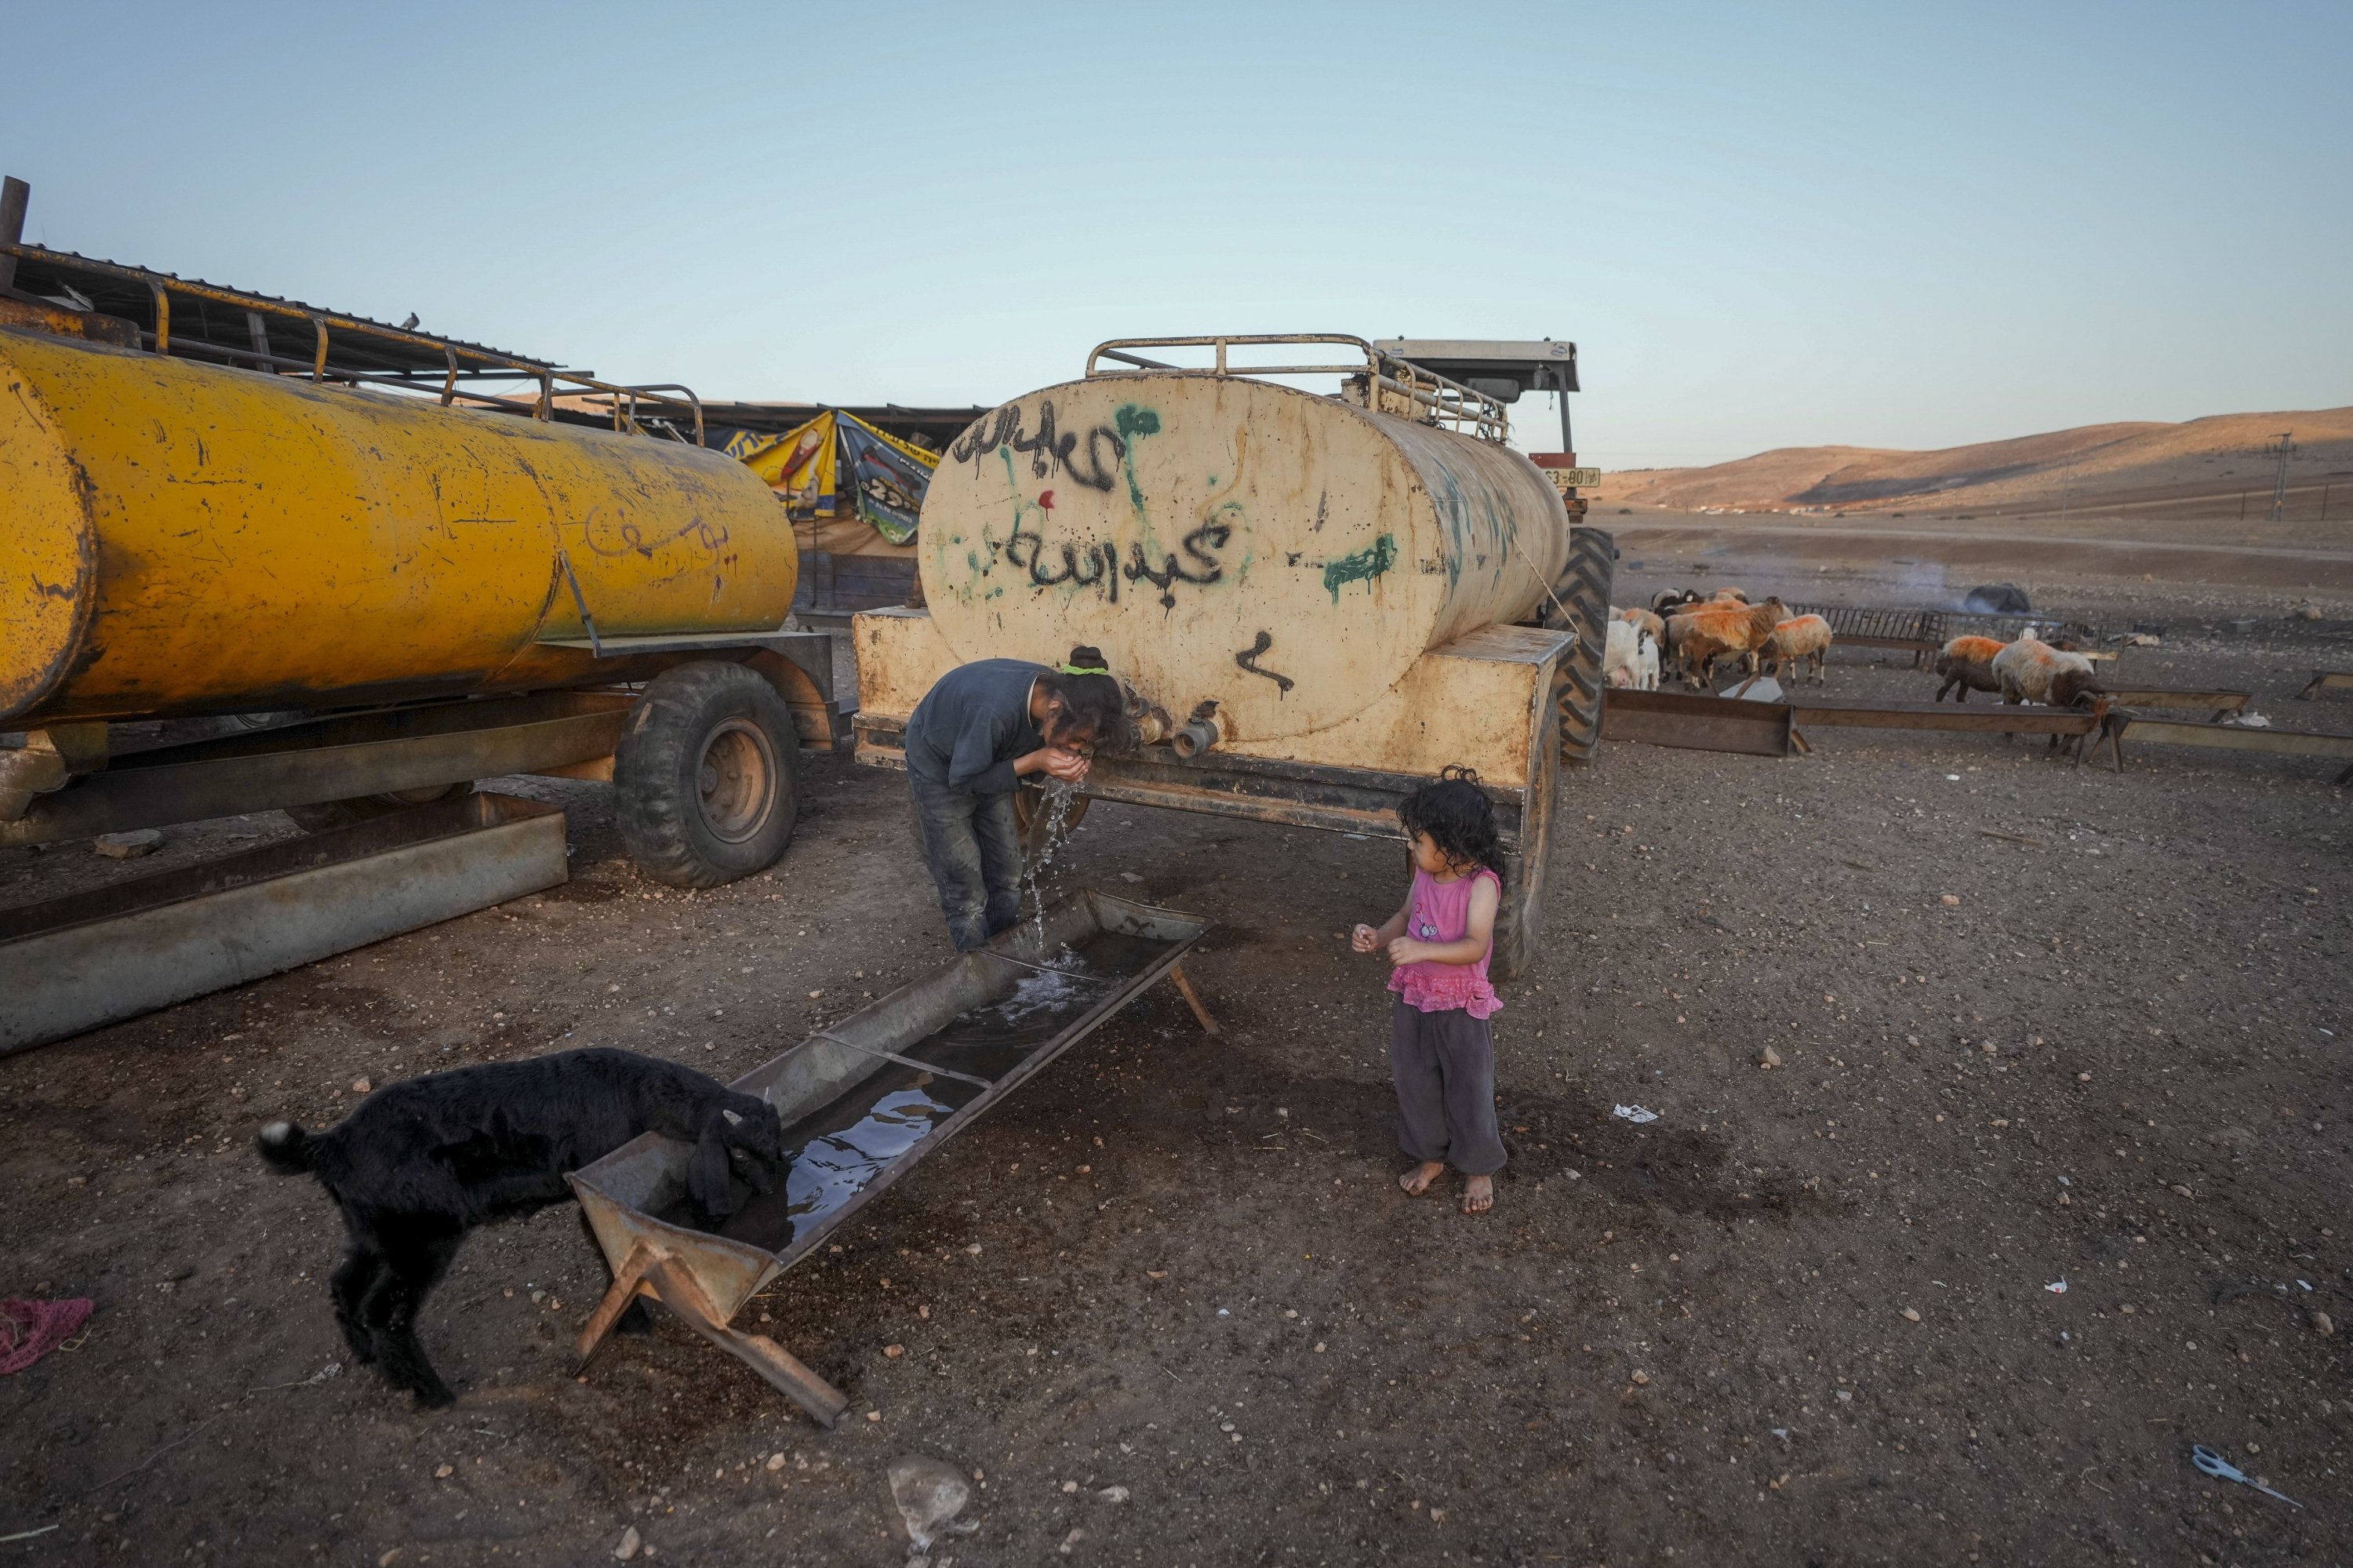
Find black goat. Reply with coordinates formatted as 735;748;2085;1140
258;1047;784;1409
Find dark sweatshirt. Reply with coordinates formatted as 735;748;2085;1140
904;659;1048;795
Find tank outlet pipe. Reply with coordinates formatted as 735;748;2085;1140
1170;700;1222;760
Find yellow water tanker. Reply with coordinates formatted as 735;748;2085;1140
1;326;796;727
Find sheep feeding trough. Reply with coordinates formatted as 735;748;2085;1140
566;889;1214;1425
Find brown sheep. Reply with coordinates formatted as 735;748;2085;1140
1666;596;1788;687
1617;605;1667;648
1932;635;2009;702
1763;614;1833;684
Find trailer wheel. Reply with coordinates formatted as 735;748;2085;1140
614;662;799;887
1544;526;1616;762
285;782;472;831
1013;783;1093;864
1490;653;1566;982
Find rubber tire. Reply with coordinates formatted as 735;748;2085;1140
285;782;472;832
613;662;800;888
1489;656;1566;982
1543;526;1617;762
1013;783;1093;867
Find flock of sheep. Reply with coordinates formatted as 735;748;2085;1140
1598;588;2109;715
1600;588;1831;691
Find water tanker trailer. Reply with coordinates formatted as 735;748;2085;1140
0;190;843;1050
853;336;1614;976
0;216;840;888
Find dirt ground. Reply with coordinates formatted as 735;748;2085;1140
5;548;2353;1566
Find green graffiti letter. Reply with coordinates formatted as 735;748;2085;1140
1323;534;1398;602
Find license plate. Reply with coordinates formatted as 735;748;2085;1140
1544;467;1599;494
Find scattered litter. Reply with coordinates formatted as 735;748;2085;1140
2191;1445;2302;1509
1770;1428;1790;1441
0;1528;60;1544
0;1297;94;1375
1217;1308;1230;1316
887;1456;980;1551
2226;712;2271;728
2046;1279;2068;1294
1945;774;1962;782
1096;1484;1130;1503
1612;1105;1660;1125
2298;1280;2313;1292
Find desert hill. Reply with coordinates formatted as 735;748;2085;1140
1605;406;2353;519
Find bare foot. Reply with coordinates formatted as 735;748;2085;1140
1462;1173;1494;1214
1398;1161;1445;1197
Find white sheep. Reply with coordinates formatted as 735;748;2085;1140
1604;620;1663;690
1991;637;2104;707
1603;619;1640;687
1631;629;1660;690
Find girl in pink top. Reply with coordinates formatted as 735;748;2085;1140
1351;767;1507;1213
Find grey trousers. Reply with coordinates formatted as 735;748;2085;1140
1388;999;1507;1175
907;771;1024;951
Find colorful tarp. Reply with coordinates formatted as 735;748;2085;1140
721;411;938;547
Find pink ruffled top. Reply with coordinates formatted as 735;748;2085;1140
1386;866;1502;1019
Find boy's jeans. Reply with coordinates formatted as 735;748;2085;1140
907;772;1024;951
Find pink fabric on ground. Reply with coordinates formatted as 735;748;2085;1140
0;1298;93;1374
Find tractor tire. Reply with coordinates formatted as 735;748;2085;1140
1489;653;1566;983
614;661;799;888
1543;526;1617;762
285;782;472;831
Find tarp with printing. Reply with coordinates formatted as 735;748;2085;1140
718;411;936;553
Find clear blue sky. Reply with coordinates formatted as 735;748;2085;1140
4;2;2346;468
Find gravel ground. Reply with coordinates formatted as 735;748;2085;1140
4;594;2352;1566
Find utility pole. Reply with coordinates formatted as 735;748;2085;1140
2269;431;2294;522
0;175;28;294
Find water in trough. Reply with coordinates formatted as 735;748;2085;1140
656;929;1174;1254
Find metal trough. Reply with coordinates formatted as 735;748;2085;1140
2100;688;2251;721
0;791;566;1055
1600;686;1796;757
566;888;1216;1425
2100;713;2353;785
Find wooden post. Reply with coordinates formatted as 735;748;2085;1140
1166;962;1220;1035
0;176;27;295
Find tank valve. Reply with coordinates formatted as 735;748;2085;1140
1122;685;1172;748
1171;700;1221;760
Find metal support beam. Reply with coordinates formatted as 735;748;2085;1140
0;694;631;847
